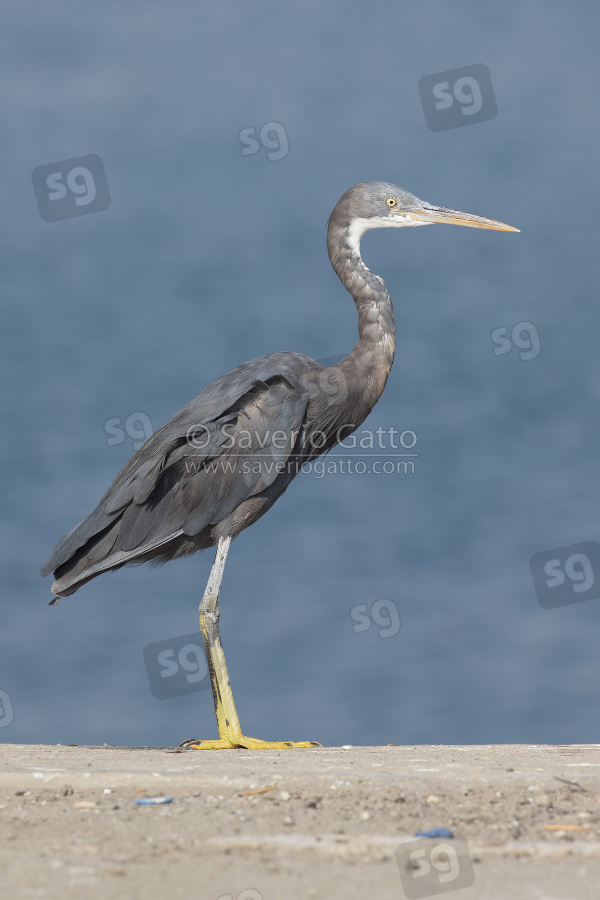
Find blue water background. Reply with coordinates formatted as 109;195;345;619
1;1;600;746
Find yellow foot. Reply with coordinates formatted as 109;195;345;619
180;735;321;750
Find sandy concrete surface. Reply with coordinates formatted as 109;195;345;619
1;743;599;900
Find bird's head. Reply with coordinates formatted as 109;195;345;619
330;181;519;248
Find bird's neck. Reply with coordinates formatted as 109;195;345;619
327;219;396;409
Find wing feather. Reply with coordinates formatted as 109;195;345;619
42;356;317;593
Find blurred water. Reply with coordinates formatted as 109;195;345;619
1;0;600;747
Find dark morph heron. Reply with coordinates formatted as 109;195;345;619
41;182;518;749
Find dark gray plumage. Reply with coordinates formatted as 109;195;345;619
41;182;517;749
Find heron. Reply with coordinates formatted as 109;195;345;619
41;182;518;749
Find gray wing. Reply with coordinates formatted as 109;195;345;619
41;352;319;595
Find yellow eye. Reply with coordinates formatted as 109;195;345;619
385;198;397;208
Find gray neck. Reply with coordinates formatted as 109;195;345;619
326;218;396;408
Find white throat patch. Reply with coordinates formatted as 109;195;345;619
346;214;427;255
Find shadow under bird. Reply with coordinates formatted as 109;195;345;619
41;182;518;749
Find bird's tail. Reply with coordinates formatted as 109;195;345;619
46;521;187;599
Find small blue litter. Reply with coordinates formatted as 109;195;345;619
415;827;453;839
135;796;173;806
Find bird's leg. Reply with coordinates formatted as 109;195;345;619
181;536;319;750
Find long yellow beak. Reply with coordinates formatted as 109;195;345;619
408;205;519;232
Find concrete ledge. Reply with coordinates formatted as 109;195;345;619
1;744;599;899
